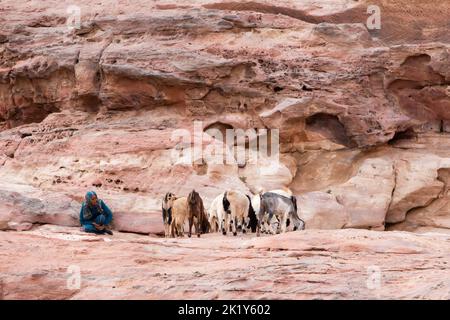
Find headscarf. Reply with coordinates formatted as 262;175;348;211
85;191;98;206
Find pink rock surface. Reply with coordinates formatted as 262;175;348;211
0;0;449;233
0;225;449;299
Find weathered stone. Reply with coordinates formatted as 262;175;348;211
1;225;449;299
0;0;449;235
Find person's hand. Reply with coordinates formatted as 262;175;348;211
93;223;105;230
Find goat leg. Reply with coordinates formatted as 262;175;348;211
188;217;193;238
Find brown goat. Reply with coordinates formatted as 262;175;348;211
170;197;188;237
187;189;210;238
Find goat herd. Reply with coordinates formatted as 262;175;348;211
161;189;306;238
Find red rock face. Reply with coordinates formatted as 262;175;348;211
0;0;449;236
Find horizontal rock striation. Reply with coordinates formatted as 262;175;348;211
0;0;449;234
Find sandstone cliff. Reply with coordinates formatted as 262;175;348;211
0;0;449;235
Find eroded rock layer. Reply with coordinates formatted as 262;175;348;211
0;0;449;234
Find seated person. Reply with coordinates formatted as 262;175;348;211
79;191;113;235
